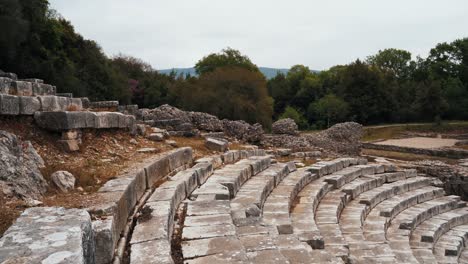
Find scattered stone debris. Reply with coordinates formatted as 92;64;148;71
166;140;178;147
0;130;47;199
51;171;76;193
137;148;158;153
272;118;299;135
205;137;229;152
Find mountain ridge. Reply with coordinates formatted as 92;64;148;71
157;67;291;79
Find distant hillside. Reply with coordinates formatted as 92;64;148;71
158;67;290;79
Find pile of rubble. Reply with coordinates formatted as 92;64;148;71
262;122;364;155
411;159;468;200
272;118;299;135
137;104;264;142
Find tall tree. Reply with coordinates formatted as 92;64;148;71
194;48;259;75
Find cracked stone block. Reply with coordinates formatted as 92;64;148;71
19;96;41;115
93;217;116;264
130;239;174;264
131;200;174;244
182;236;243;259
0;77;12;94
11;81;33;96
34;111;96;131
0;94;19;115
0;207;94;264
205;137;228;152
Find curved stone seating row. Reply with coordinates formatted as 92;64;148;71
181;154;276;263
130;149;265;264
34;111;136;131
0;76;56;96
89;147;193;264
386;196;462;263
363;186;445;243
0;94;82;115
339;173;433;263
313;164;401;260
434;224;468;263
410;207;468;263
231;162;294;226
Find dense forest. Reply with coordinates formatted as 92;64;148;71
1;0;467;129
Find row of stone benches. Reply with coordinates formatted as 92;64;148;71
0;77;56;96
0;94;83;115
129;149;267;264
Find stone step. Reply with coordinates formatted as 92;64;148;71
363;186;445;243
340;175;433;263
231;162;295;226
358;176;433;209
289;159;367;254
191;156;271;200
386;196;462;264
410;207;468;263
130;150;258;263
262;168;316;234
291;180;331;249
434;224;468;262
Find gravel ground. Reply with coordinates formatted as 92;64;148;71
376;137;459;149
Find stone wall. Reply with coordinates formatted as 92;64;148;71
0;94;83;115
34;111;136;131
363;142;468;159
0;77;56;96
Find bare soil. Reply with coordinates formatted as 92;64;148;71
375;137;459;149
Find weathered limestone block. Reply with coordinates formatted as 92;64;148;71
0;77;12;94
205;137;228;152
131;200;174;244
38;95;70;111
90;101;119;110
0;94;19;115
34;111;96;131
19;95;41;115
130;239;174;264
0;207;95;264
20;78;43;83
94;112;119;128
0;71;17;80
11;81;33;96
93;217;116;264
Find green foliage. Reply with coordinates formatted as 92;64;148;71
309;94;349;128
367;48;413;79
194;48;259;75
1;0;467;130
279;106;308;130
171;66;273;128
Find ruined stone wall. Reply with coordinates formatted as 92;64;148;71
363;142;468;159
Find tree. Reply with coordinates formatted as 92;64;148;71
309;94;349;128
367;48;413;79
194;48;259;75
172;67;273;128
279;106;308;130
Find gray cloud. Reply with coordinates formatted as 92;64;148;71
49;0;468;70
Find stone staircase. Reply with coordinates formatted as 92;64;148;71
126;154;468;264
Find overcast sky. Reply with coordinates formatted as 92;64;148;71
49;0;468;70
